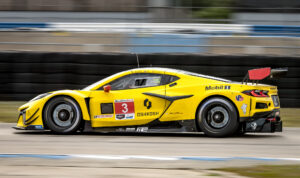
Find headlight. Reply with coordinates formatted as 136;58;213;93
30;93;51;102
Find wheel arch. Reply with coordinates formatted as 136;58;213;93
42;94;91;129
195;94;240;131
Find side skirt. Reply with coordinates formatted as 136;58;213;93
87;119;197;133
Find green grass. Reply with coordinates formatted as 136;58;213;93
280;108;300;127
0;101;25;122
205;173;222;176
0;101;299;126
217;164;300;178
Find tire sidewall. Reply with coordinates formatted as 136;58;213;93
43;96;82;134
197;97;239;137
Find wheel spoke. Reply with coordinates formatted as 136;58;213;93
208;106;229;129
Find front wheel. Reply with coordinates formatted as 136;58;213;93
197;97;239;137
43;96;82;134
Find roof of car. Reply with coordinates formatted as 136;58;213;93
131;67;231;82
131;67;180;73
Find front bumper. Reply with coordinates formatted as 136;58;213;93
15;99;45;130
12;125;44;130
242;109;282;133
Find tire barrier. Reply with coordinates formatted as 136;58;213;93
0;51;299;107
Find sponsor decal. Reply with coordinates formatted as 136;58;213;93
34;125;43;129
116;114;125;120
94;114;113;119
114;99;135;120
117;127;149;132
137;112;159;117
205;85;231;91
125;128;136;132
125;114;135;119
241;104;247;114
136;127;148;132
144;98;152;109
236;95;244;101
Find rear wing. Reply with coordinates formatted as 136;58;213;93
242;67;288;84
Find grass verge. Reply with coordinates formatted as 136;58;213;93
0;101;25;123
0;101;299;126
217;164;300;178
280;108;300;127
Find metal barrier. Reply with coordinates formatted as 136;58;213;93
0;31;300;55
0;22;300;55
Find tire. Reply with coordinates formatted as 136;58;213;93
43;96;82;134
197;97;239;137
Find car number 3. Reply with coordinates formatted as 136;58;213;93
122;103;128;113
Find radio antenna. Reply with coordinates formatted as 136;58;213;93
136;53;140;68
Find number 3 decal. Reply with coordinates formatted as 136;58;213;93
114;99;135;115
122;103;128;113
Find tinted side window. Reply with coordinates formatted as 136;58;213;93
99;73;163;90
134;75;162;88
110;75;136;90
161;75;180;85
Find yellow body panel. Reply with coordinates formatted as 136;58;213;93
89;86;166;127
17;90;91;129
16;68;280;130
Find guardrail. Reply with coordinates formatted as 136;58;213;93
1;23;300;55
0;22;251;34
2;22;300;37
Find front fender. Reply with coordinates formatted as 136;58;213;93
44;90;91;121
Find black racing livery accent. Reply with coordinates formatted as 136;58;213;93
24;108;39;125
143;92;193;119
25;116;39;125
84;97;91;117
169;82;177;87
144;99;152;109
142;92;193;102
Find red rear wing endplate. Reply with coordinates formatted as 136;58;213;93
248;67;271;80
242;67;288;84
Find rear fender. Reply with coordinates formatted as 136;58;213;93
197;91;250;119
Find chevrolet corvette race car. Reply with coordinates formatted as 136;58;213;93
14;67;286;137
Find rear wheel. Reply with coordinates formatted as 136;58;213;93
43;96;82;134
197;97;239;137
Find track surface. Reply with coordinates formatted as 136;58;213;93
1;123;300;177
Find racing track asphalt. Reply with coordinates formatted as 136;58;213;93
0;123;300;177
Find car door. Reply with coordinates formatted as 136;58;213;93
89;72;167;128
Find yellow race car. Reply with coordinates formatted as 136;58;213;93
14;67;285;137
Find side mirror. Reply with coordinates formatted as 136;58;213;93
103;85;111;93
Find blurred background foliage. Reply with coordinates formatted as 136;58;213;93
181;0;234;20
